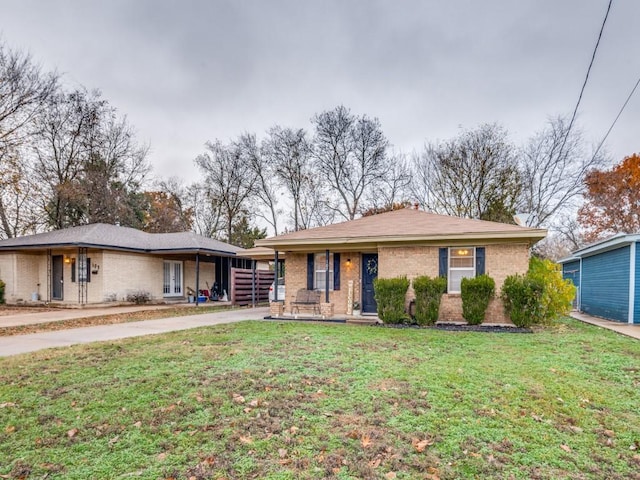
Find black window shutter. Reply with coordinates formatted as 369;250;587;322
71;258;76;283
333;253;340;291
439;248;448;277
307;253;314;290
475;247;485;276
86;258;91;283
439;247;448;293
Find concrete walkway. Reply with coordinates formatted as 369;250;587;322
0;307;269;357
570;311;640;340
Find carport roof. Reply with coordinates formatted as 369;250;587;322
0;223;243;256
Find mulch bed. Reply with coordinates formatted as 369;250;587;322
375;322;532;333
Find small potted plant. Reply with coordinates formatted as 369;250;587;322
352;301;361;316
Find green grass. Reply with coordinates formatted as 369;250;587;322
1;317;639;479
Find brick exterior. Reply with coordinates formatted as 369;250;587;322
0;250;218;305
283;242;530;321
284;252;363;315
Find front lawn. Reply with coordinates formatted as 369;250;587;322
1;318;639;479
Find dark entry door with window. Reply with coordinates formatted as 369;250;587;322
52;255;63;300
361;253;378;314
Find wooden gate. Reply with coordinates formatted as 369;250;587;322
231;268;274;306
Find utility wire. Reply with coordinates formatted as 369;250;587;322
592;74;640;160
558;0;613;158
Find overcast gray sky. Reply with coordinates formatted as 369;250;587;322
1;0;638;184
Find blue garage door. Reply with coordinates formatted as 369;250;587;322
581;246;630;322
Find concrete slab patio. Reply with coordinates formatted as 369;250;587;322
0;307;269;357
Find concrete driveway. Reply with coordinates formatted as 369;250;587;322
0;307;269;357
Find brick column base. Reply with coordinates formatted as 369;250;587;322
270;301;284;317
320;302;334;317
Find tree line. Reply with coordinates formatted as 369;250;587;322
1;40;632;256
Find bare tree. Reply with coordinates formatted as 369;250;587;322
81;113;150;226
519;116;606;228
366;150;412;211
31;89;106;229
262;126;313;231
185;182;225;238
194;139;258;242
312;105;389;220
0;41;57;237
414;124;522;223
236;132;281;235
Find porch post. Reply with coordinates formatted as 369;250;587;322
195;253;200;306
325;249;330;303
251;259;256;307
274;250;279;301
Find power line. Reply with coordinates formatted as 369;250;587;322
558;0;613;157
592;74;640;160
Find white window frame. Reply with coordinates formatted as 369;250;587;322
314;252;334;291
448;247;476;294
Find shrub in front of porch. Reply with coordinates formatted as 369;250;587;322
374;276;410;324
461;274;495;325
413;275;447;326
501;274;545;327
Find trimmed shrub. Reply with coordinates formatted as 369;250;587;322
373;276;410;324
0;279;5;304
461;274;495;325
528;257;576;324
413;275;447;326
501;274;545;327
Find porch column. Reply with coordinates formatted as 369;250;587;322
325;249;330;303
251;259;256;307
274;250;279;301
195;253;200;306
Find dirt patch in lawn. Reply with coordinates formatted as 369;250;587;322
0;305;236;337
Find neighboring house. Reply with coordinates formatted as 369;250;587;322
560;233;640;324
256;208;546;322
0;223;248;305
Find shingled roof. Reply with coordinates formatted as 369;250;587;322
256;208;546;251
0;223;242;256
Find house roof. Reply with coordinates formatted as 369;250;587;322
256;208;547;251
559;232;640;261
239;246;286;261
0;223;243;256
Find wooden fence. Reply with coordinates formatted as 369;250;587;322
230;268;274;306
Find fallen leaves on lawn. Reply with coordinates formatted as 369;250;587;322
67;428;79;438
0;402;16;408
412;437;434;452
361;433;373;448
560;444;571;452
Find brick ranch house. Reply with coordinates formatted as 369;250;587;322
256;208;547;323
0;223;249;306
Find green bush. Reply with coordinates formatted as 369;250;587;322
373;276;410;324
528;257;576;324
0;279;5;304
461;274;495;325
501;274;545;327
413;275;447;326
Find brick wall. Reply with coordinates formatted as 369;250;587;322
284;251;361;315
280;242;530;319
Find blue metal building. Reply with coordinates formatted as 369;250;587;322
560;234;639;324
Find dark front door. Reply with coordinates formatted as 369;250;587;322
362;253;378;314
52;255;63;300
